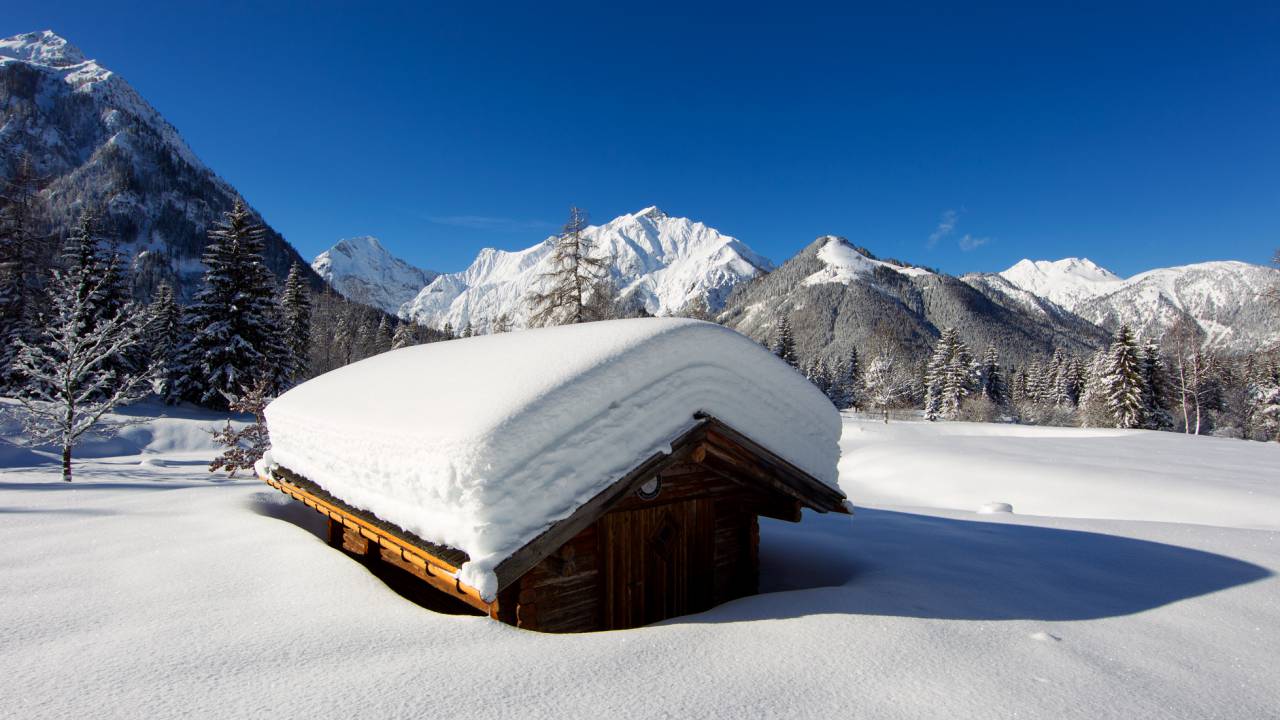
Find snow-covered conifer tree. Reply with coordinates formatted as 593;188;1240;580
144;283;182;397
461;320;474;338
1103;325;1146;429
442;321;454;340
771;314;798;369
171;200;288;408
279;262;312;382
208;378;273;477
527;207;612;327
490;313;513;334
0;157;53;389
13;260;153;481
979;343;1004;406
924;328;977;420
1140;339;1172;429
391;321;416;349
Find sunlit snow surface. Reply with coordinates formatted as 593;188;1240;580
1;403;1278;719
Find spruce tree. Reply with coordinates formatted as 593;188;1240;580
924;328;977;420
979;343;1004;406
1103;325;1147;429
461;320;474;338
391;321;416;349
1140;339;1171;429
279;262;312;382
144;283;182;398
171;200;288;408
771;314;798;368
0;157;52;389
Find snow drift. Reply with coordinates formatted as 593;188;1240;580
264;318;841;597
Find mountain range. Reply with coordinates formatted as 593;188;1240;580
2;30;1274;364
0;30;317;298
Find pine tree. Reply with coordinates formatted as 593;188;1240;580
144;283;182;397
171;200;288;408
1103;325;1147;429
13;261;153;481
279;262;312;382
461;320;474;338
771;314;798;368
527;207;612;327
979;343;1004;406
442;321;454;340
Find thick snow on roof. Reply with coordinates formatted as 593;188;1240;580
264;318;841;598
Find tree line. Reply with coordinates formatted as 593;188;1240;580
770;311;1280;442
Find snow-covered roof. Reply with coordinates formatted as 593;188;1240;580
266;317;844;594
264;318;842;598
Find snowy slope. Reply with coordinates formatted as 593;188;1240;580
0;30;316;299
400;207;772;331
802;235;933;286
264;318;841;597
987;257;1279;350
997;258;1123;310
311;236;438;314
2;409;1278;719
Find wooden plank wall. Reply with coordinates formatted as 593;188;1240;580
514;464;770;632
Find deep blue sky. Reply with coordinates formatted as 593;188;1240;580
8;2;1280;276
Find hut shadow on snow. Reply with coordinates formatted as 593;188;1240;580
699;508;1271;624
248;491;484;617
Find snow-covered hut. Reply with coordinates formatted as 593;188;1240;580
259;318;849;632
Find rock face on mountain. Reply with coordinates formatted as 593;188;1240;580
0;30;316;299
311;237;437;315
721;236;1109;367
967;258;1279;352
398;207;772;331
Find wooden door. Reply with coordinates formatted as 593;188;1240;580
600;499;713;629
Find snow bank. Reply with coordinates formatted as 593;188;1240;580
265;318;841;597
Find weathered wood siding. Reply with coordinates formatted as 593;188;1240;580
514;465;769;632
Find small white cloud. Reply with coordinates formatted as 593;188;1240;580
958;234;990;251
927;209;958;248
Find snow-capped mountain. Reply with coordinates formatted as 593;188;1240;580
720;236;1108;368
311;237;438;315
975;257;1279;351
997;258;1123;310
0;30;316;298
400;207;773;331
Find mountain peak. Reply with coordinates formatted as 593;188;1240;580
312;237;437;315
633;206;667;221
0;30;88;67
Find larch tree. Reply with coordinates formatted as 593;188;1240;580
527;207;613;327
279;262;312;382
171;200;288;408
13;251;153;481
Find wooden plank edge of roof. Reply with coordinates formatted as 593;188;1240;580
258;471;493;612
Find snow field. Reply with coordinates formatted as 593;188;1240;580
1;408;1277;719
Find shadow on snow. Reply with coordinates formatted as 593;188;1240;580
732;508;1272;623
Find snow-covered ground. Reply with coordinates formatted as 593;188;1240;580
1;406;1277;719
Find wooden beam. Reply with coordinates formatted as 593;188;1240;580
260;473;493;612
